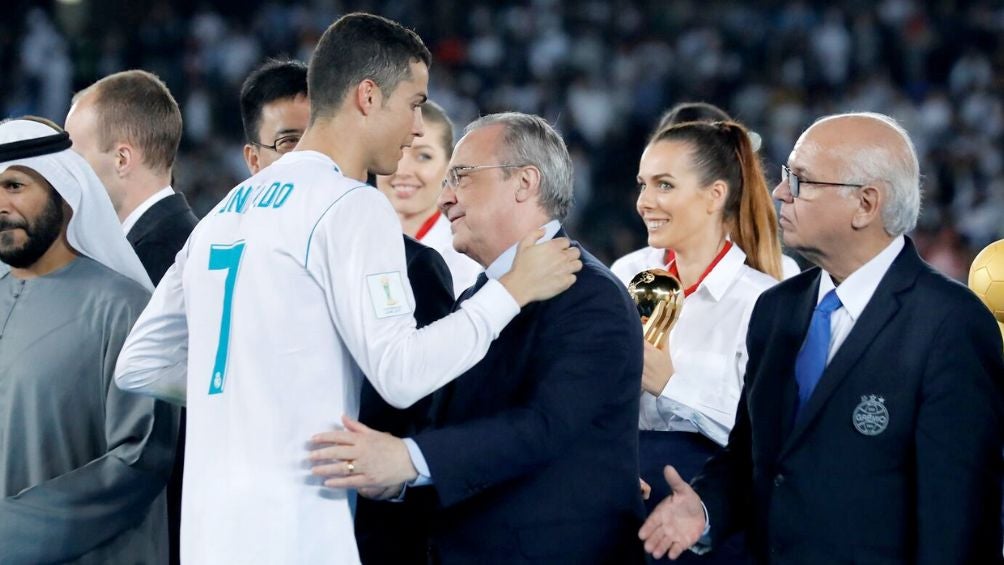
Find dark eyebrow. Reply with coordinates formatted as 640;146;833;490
646;173;676;181
275;129;303;137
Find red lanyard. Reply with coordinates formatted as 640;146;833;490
662;249;675;265
414;211;441;241
666;241;733;297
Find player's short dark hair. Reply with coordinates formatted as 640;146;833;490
307;13;431;122
240;59;309;144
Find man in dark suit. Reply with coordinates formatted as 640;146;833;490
64;69;196;565
311;112;647;564
640;112;1004;564
65;70;197;285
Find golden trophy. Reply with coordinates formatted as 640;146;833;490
967;239;1004;347
627;268;684;349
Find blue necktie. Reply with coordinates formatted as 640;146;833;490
794;289;842;415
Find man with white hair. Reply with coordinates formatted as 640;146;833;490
0;118;177;563
310;112;647;564
640;112;1003;563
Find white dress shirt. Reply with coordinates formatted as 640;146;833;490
114;151;523;565
610;246;668;286
121;186;174;235
611;245;802;285
816;236;905;363
637;244;779;447
418;213;484;297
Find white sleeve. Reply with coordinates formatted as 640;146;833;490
609;255;638;287
307;189;519;409
114;243;190;406
654;302;756;446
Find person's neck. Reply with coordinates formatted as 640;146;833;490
10;235;78;280
116;172;171;222
400;207;439;238
810;233;895;285
673;232;728;289
482;215;558;272
296;116;368;182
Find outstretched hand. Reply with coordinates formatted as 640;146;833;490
500;228;582;307
638;466;707;560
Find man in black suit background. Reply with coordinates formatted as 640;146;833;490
311;112;646;564
640;112;1004;564
64;69;197;565
65;70;197;285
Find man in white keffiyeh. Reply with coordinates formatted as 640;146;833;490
0;117;176;564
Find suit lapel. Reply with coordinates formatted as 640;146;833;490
429;227;568;424
780;242;922;457
127;193;189;245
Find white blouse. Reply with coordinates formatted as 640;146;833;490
612;244;779;446
611;245;801;286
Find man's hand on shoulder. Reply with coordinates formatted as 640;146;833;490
500;227;582;307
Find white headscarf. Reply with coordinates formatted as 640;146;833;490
0;119;153;290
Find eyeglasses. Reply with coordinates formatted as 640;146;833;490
252;133;301;155
781;165;865;198
441;164;526;191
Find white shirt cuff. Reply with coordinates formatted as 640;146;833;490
690;501;712;555
403;438;433;486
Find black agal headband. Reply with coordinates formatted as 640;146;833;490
0;131;71;162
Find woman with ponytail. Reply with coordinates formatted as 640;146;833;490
629;120;783;564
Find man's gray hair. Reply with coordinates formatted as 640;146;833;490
464;112;574;220
815;112;921;236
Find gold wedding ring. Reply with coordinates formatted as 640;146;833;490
346;461;355;475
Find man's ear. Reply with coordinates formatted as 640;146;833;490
355;79;382;116
243;144;260;175
514;165;542;203
113;143;134;177
851;185;882;230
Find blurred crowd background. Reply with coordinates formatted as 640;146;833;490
3;0;1002;278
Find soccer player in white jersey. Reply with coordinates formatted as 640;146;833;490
114;12;581;565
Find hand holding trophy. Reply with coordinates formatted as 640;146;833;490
628;269;684;349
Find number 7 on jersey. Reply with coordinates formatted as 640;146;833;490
208;241;246;395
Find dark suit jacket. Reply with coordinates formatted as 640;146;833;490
412;241;646;565
355;236;455;564
693;238;1004;565
126;191;198;565
127;192;199;286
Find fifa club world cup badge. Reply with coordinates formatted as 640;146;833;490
852;395;889;436
366;272;412;319
380;275;398;306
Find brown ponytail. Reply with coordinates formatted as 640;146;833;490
650;120;783;280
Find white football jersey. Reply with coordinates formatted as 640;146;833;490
116;150;519;564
